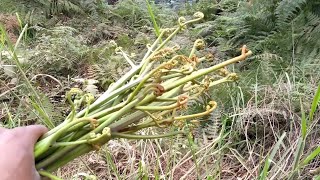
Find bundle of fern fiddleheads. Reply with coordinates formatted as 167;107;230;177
34;12;252;178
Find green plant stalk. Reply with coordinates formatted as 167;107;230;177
38;83;212;169
37;85;182;167
113;54;239;111
135;103;182;111
152;73;185;82
163;48;252;91
111;91;127;106
77;76;143;118
208;76;235;87
43;144;93;172
155;97;179;102
112;110;174;133
39;170;63;180
138;16;200;74
36;50;250;171
112;131;184;139
130;107;217;131
127;59;177;103
92;30;165;106
36;98;141;169
109;111;147;132
33;12;255;175
44;130;184;172
35;118;97;158
84;97;118;117
109;86;183;132
40;77;143;139
189;39;204;58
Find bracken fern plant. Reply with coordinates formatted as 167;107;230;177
28;26;89;76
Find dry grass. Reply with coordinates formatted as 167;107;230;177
216;76;320;179
0;14;19;43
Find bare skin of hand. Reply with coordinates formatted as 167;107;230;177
0;125;48;180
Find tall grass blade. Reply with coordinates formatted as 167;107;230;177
302;146;320;166
105;149;121;179
187;131;200;179
0;24;55;129
30;98;55;129
309;84;320;122
138;160;148;180
14;21;27;50
146;0;161;38
289;138;305;179
314;175;320;180
288;84;320;178
259;132;286;180
3;103;14;127
300;98;307;139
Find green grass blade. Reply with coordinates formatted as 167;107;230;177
292;138;305;170
187;130;200;179
309;84;320;122
3;103;14;128
259;132;286;180
300;98;307;139
30;98;55;129
105;149;121;179
146;0;161;38
0;24;55;129
14;23;28;50
302;146;320;166
260;155;271;180
314;175;320;180
15;12;23;29
138;160;148;180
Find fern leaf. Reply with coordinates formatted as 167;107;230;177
276;0;306;28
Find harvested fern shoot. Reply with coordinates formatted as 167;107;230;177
34;12;252;175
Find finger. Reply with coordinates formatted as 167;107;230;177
12;125;48;145
33;170;42;180
0;127;7;134
23;125;48;144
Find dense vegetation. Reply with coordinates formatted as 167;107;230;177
1;0;320;179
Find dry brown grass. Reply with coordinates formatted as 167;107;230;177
216;76;320;179
58;137;208;179
0;14;19;43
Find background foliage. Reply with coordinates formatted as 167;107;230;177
1;0;320;179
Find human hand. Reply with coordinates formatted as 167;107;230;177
0;125;48;180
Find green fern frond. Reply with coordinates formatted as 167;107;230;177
34;0;50;6
275;0;306;28
52;0;85;16
34;0;86;17
293;11;320;57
